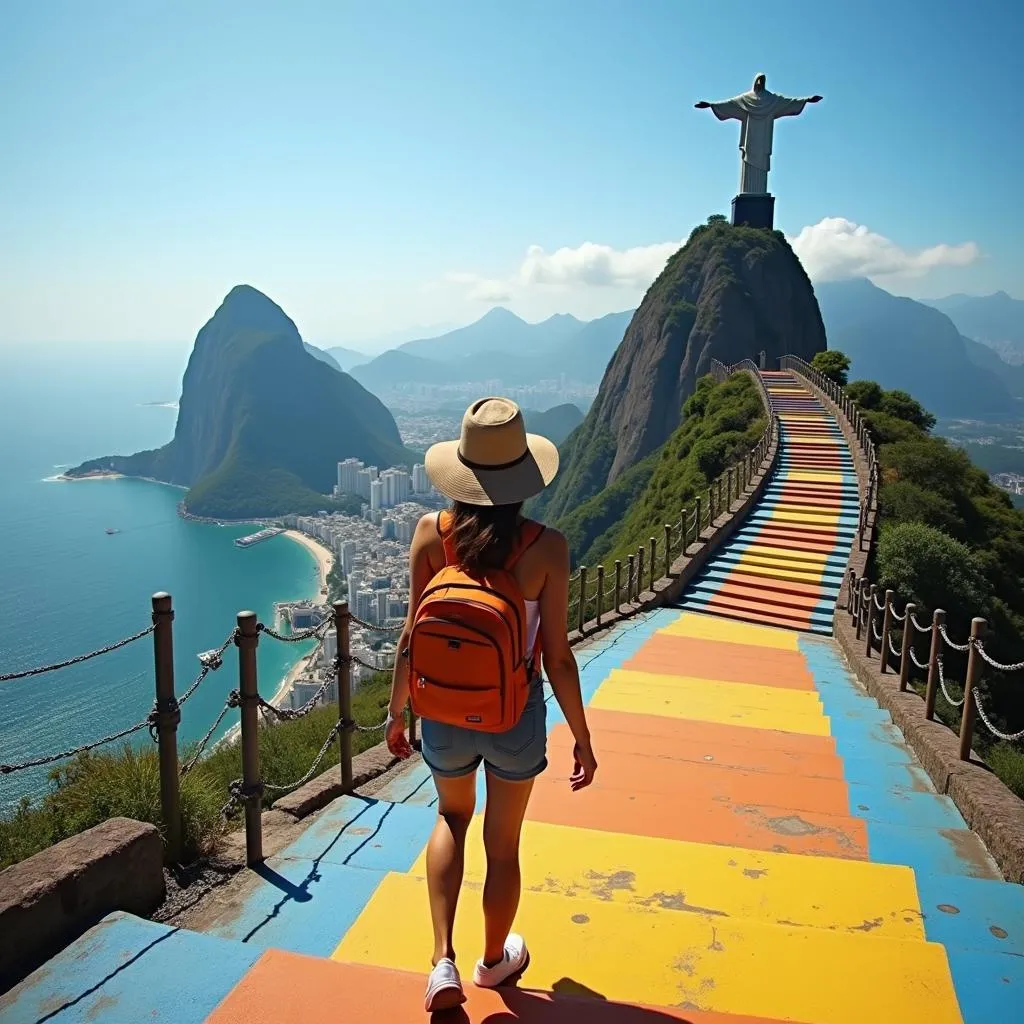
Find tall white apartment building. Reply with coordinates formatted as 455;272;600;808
412;463;428;494
369;478;383;511
337;458;363;494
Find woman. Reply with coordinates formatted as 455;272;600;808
385;396;598;1013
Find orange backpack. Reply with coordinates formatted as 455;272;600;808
408;512;545;733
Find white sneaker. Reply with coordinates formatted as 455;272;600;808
424;958;465;1012
472;933;529;988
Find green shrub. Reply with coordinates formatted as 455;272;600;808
812;350;851;386
0;673;395;870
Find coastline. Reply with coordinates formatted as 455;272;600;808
281;529;334;593
216;529;334;749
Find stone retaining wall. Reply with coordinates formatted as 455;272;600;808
0;817;165;990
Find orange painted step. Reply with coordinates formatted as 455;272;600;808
701;595;814;630
554;721;847;779
745;530;839;552
580;707;839;757
544;728;850;814
622;634;816;689
527;772;869;858
713;580;825;611
710;571;830;602
206;949;792;1023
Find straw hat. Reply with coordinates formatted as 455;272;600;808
424;397;559;506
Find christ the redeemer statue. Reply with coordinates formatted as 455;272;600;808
696;73;822;228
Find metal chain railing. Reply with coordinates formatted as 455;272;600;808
939;625;970;653
1;708;159;775
180;691;242;777
0;623;155;682
259;617;331;643
936;658;965;708
845;568;1024;763
972;690;1024;742
974;641;1024;674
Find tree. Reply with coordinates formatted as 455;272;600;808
848;379;883;409
878;389;936;432
811;350;851;386
876;521;991;631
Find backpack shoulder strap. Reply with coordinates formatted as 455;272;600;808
436;510;456;567
504;519;546;570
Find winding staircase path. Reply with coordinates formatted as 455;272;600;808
2;373;1021;1024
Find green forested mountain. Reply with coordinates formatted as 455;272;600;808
69;286;413;517
522;403;584;445
532;219;825;524
553;373;766;569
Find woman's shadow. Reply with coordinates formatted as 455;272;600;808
432;979;704;1022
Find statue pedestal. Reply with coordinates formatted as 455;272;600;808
731;193;775;230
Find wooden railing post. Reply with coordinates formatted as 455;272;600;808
334;602;353;790
898;602;916;692
846;569;857;617
595;565;605;628
636;546;645;598
664;524;672;578
627;554;635;602
152;592;182;864
694;496;702;538
649;537;657;590
680;507;688;552
614;560;622;612
577;567;588;632
924;609;946;721
708;486;715;525
854;578;867;640
864;584;878;657
958;618;987;761
717;476;725;518
727;467;734;509
236;610;263;867
879;590;895;673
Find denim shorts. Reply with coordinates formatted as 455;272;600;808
420;677;548;783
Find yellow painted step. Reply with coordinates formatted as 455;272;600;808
782;471;845;484
733;559;827;585
335;873;961;1024
660;612;799;650
601;669;825;716
409;817;926;941
732;544;833;567
591;686;831;736
770;506;841;521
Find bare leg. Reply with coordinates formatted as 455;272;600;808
426;771;477;966
481;772;535;966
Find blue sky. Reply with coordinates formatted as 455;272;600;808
1;0;1020;350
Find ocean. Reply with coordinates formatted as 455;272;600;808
0;348;320;811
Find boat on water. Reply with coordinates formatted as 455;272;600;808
105;528;120;535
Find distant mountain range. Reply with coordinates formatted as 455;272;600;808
922;291;1024;364
349;308;635;393
68;286;412;518
816;279;1022;418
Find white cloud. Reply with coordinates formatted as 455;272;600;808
438;218;980;318
788;217;980;282
518;239;684;288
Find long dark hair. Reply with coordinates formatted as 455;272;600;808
449;501;523;574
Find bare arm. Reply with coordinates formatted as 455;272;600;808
538;532;592;750
385;515;438;755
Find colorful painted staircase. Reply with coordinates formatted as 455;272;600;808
3;373;1022;1024
679;371;858;635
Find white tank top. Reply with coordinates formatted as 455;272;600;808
525;598;541;656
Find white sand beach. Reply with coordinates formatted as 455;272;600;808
215;529;335;749
283;529;334;592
